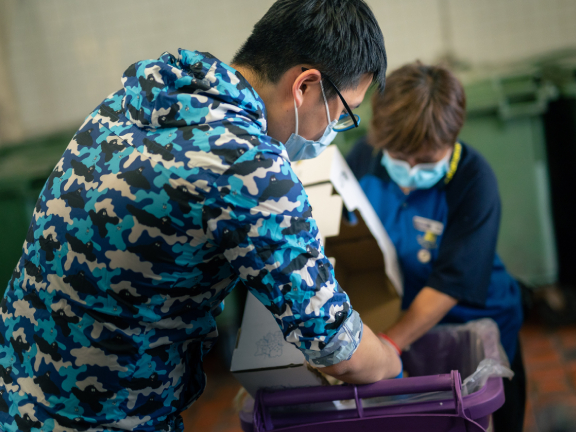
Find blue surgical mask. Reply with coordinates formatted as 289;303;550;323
381;150;451;189
284;81;338;161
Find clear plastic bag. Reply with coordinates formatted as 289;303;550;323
462;357;514;395
361;318;514;407
399;318;513;398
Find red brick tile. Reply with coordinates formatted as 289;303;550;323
524;398;537;429
520;327;552;339
521;336;556;354
532;392;576;407
522;338;556;351
528;366;566;381
526;378;538;396
528;366;571;396
557;326;576;350
523;350;563;371
519;323;540;334
182;383;243;431
535;379;571;395
565;361;576;374
566;369;576;390
522;422;539;432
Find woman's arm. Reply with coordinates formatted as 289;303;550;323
385;287;457;350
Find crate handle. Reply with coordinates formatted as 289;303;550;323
451;370;465;417
254;371;469;431
353;384;364;418
451;370;487;432
258;373;455;408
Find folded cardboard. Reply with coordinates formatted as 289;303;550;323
231;146;403;396
229;293;326;396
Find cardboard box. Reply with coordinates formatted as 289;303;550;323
230;146;403;396
229;294;327;396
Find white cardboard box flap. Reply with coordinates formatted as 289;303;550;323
230;293;324;396
230;293;306;372
305;183;343;239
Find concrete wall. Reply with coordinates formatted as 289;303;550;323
0;0;275;142
1;0;576;144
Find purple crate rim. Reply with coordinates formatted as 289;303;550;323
249;370;504;432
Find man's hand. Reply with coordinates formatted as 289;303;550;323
319;324;402;384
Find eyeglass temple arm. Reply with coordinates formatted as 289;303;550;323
300;67;359;128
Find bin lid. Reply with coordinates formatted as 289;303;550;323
458;65;554;119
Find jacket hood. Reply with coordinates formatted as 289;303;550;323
120;49;267;132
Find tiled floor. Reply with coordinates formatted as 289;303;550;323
182;323;576;432
522;324;576;432
181;353;243;432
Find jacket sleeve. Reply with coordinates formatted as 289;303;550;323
203;144;362;367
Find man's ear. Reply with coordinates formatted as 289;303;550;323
292;68;322;109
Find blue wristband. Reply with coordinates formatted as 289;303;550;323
394;356;403;379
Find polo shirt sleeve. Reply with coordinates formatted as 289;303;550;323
203;143;362;367
426;148;501;306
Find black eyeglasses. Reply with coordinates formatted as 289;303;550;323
302;67;361;132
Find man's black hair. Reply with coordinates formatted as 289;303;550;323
232;0;387;99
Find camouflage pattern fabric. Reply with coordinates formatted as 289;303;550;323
0;50;362;431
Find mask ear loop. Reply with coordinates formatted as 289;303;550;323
293;99;299;136
319;80;332;125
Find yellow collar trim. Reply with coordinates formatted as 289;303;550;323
444;142;462;184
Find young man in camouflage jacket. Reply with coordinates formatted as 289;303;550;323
0;1;399;430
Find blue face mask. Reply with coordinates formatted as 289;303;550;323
381;150;451;189
284;81;338;161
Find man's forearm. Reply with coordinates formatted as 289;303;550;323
320;325;401;384
386;287;457;350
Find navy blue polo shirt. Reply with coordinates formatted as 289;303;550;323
346;138;523;360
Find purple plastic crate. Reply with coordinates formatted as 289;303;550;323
240;321;506;432
247;371;503;432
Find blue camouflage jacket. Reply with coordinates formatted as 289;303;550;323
0;50;362;431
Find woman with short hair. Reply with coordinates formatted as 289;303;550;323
346;62;526;432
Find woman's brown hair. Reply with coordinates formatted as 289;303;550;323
368;61;466;155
